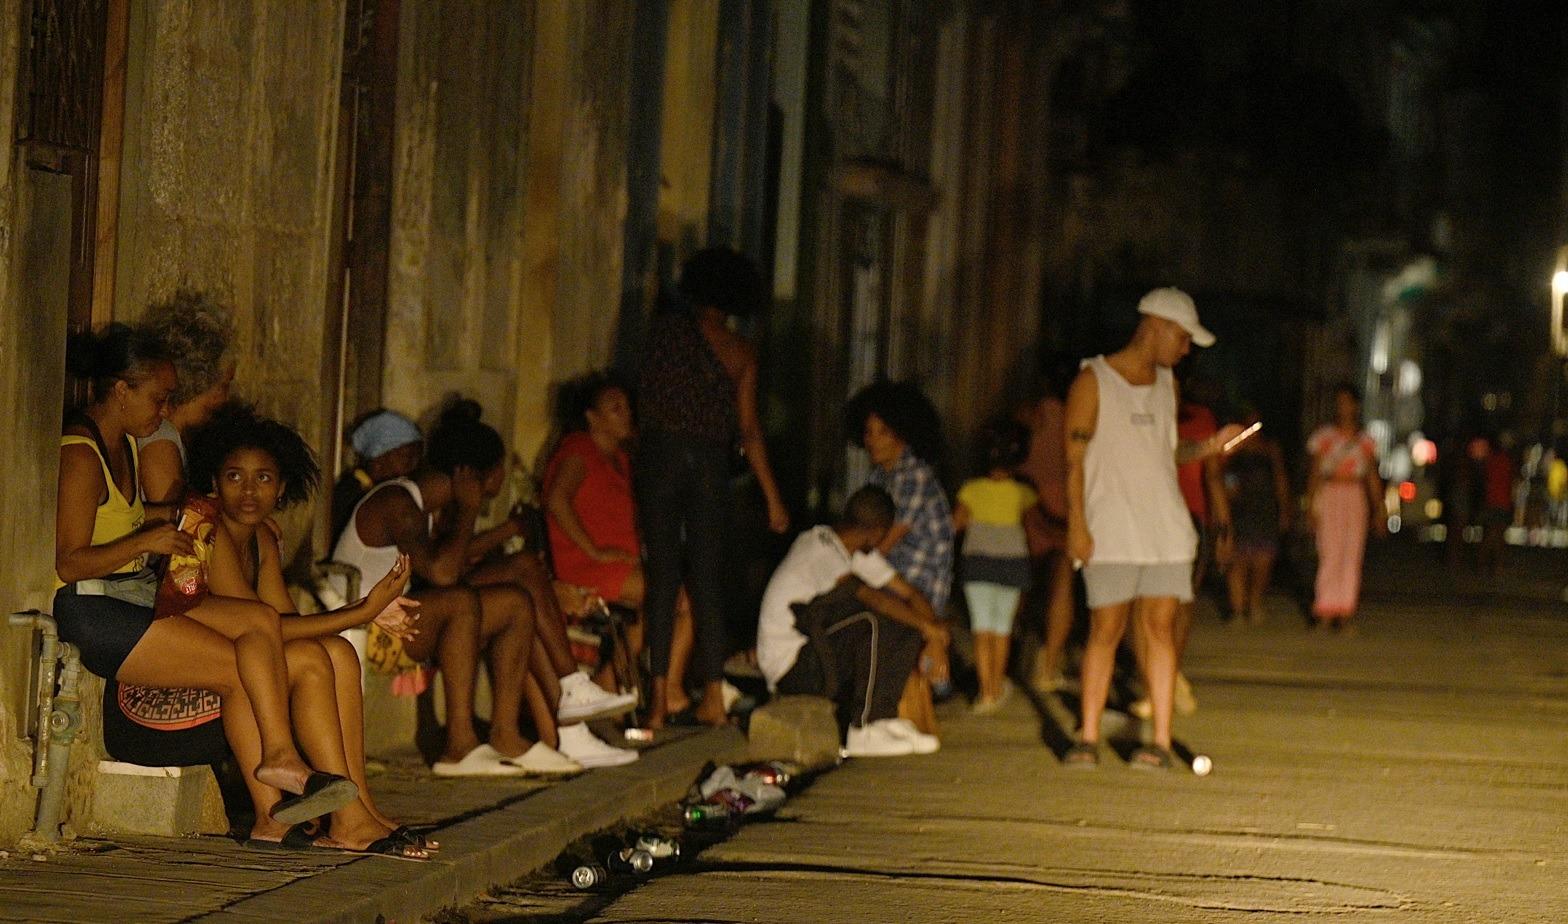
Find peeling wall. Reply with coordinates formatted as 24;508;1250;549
0;0;79;844
387;0;634;477
113;0;347;550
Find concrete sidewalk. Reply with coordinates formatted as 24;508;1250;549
0;726;746;923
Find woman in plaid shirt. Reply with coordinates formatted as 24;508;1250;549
849;382;954;699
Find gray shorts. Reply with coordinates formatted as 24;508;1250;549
1082;561;1193;609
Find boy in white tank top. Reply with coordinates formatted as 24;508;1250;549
1062;288;1245;770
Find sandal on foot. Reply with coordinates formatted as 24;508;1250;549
270;772;359;825
318;834;429;861
1128;745;1173;771
244;822;325;852
1062;742;1100;768
388;825;440;852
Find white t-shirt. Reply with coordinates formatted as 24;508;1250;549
756;526;897;689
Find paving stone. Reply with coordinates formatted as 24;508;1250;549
746;694;842;770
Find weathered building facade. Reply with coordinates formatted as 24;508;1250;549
3;0;1464;844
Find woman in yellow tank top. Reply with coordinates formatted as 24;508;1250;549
54;324;359;832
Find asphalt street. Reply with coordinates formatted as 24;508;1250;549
483;542;1568;923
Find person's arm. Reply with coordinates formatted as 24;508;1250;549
1305;448;1324;532
139;439;185;505
1064;369;1098;566
733;344;788;533
952;501;972;534
854;581;944;640
544;453;633;563
248;527;414;640
466;516;526;566
1205;452;1233;565
55;443;190;583
1365;447;1388;537
375;476;477;587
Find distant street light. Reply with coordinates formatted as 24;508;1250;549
1553;246;1568;357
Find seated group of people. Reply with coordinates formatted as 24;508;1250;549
52;294;637;861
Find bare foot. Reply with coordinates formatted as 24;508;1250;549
318;818;429;858
253;757;312;795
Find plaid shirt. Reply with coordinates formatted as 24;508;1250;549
870;450;954;613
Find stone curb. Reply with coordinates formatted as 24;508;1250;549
194;727;748;923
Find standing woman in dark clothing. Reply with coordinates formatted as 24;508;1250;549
638;248;789;728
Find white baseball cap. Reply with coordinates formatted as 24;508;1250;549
1138;287;1214;348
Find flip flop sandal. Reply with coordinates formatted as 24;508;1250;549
1062;742;1100;769
270;772;359;825
388;825;440;852
334;835;430;862
1128;745;1173;771
243;822;327;852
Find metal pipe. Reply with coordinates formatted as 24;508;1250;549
9;611;83;843
9;611;58;787
33;641;83;842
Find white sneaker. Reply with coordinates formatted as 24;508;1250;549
841;722;916;758
502;741;583;777
432;743;527;777
557;671;638;722
556;723;639;769
879;718;940;754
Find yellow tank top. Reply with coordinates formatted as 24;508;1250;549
57;434;146;586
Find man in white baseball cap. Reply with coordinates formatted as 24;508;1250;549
1059;287;1241;770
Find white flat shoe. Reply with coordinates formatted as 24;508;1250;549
557;672;638;722
432;744;527;777
503;742;583;777
557;723;639;768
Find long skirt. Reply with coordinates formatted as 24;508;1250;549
1313;482;1368;619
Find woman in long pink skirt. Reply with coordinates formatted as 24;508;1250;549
1306;384;1386;629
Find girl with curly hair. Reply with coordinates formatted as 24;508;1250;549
173;403;430;856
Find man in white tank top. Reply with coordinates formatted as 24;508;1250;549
1062;288;1244;770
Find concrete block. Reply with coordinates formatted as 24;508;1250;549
360;667;421;759
746;695;841;771
88;761;227;837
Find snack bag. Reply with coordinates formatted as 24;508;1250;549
154;493;221;617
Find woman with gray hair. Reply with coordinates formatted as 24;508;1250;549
137;289;237;503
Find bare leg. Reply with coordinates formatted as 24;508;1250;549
474;585;537;759
1035;553;1074;685
271;639;403;850
178;597;313;794
1249;551;1277;617
119;616;284;826
402;587;484;764
976;631;998;702
523;666;560;749
320;635;400;833
1077;602;1131;744
666;591;695;715
1135;596;1180;750
470;552;577;678
1226;560;1250;621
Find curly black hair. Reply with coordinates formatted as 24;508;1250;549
977;418;1029;471
557;370;632;433
65;322;170;408
186;401;321;510
426;398;505;474
846;380;945;465
677;247;766;317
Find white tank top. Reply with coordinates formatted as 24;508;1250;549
1082;356;1197;564
332;477;424;593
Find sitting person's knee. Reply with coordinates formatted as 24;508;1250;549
283;638;332;679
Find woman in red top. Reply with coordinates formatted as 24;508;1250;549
544;374;694;708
